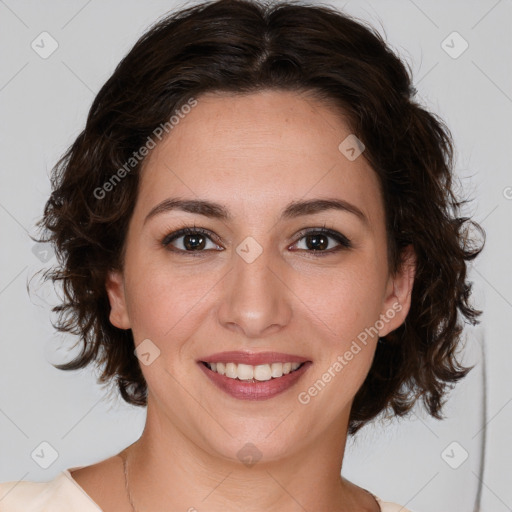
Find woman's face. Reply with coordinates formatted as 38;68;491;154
106;89;414;462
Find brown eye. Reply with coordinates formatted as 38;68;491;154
162;228;223;252
303;233;329;251
291;228;352;254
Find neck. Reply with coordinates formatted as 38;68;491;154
121;399;361;512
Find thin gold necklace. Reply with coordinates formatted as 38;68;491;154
122;452;138;512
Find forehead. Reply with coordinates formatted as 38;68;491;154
135;89;384;229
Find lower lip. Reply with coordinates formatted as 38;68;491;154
198;361;312;400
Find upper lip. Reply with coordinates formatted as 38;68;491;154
199;351;310;366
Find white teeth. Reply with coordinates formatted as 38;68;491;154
253;364;272;381
205;361;304;381
237;363;254;380
225;362;237;379
270;362;283;378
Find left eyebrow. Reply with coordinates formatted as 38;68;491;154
280;198;368;226
144;197;369;227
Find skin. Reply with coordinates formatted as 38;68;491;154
71;89;415;512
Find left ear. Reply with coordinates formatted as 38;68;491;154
379;244;416;337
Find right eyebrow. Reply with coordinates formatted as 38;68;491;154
144;198;232;225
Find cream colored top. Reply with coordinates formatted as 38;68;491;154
0;467;413;511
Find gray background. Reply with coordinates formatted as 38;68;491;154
0;1;511;511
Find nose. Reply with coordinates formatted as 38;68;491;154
217;244;293;339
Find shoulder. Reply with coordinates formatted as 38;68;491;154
343;478;414;512
372;494;415;512
0;471;102;512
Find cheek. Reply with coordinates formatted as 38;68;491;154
290;264;383;401
123;256;220;342
293;264;384;344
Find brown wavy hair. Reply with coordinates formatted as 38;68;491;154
34;0;485;435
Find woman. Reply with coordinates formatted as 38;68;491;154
0;0;484;510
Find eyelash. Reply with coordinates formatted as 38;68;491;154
160;223;352;256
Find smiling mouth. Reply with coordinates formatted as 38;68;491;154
201;361;305;382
